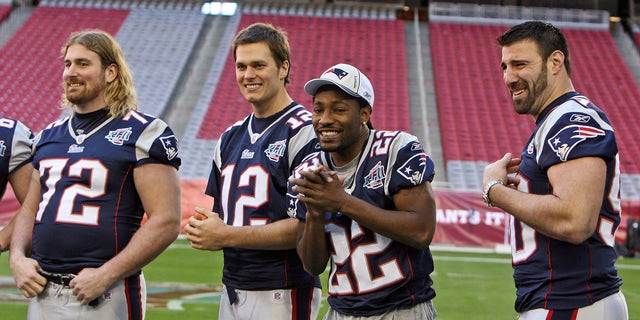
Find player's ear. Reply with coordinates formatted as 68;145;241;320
360;105;371;124
105;63;118;84
279;60;290;80
548;50;565;75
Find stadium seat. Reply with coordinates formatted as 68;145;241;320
0;4;10;22
0;6;129;131
429;22;640;194
196;14;410;140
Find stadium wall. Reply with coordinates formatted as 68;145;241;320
1;182;638;248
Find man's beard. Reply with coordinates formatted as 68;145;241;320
514;65;548;115
66;83;103;106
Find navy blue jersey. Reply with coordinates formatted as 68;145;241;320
205;103;320;290
511;92;622;312
32;111;181;274
0;118;33;198
288;130;436;316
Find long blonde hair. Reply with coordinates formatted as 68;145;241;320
61;29;138;117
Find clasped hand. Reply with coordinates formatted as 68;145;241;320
289;165;347;215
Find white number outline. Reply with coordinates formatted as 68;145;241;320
326;221;404;295
0;118;15;129
511;155;622;263
220;164;270;226
286;109;313;130
36;159;107;225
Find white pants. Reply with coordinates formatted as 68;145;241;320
219;285;322;320
28;274;147;320
323;300;437;320
518;291;628;320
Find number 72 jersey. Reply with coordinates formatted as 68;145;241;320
31;111;181;274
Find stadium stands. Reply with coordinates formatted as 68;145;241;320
0;6;129;131
1;0;639;241
0;5;10;22
194;14;410;141
634;24;640;52
0;0;205;128
429;21;640;198
111;7;205;117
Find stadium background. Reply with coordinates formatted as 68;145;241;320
0;0;640;320
0;0;639;317
2;0;639;251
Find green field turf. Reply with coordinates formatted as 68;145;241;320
1;239;639;319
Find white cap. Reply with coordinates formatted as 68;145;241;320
304;63;374;108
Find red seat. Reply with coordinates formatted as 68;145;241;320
429;22;640;174
196;14;410;140
0;6;129;132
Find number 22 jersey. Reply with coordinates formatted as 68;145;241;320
288;129;436;316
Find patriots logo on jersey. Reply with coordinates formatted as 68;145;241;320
363;161;385;190
286;199;298;218
547;125;605;161
397;153;427;185
0;140;5;157
105;127;133;146
325;67;348;79
160;135;179;160
264;139;286;162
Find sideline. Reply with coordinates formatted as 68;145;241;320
432;253;640;270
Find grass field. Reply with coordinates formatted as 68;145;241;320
1;239;639;319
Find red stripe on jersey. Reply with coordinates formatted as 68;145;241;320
291;288;298;320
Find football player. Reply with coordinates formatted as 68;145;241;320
0;117;33;253
483;21;628;319
287;63;438;319
185;23;321;319
10;29;181;319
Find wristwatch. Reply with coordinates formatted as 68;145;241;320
482;179;504;207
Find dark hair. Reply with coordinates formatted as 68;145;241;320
497;21;571;76
232;23;292;85
314;85;374;129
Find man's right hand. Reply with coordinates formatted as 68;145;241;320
10;256;47;298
